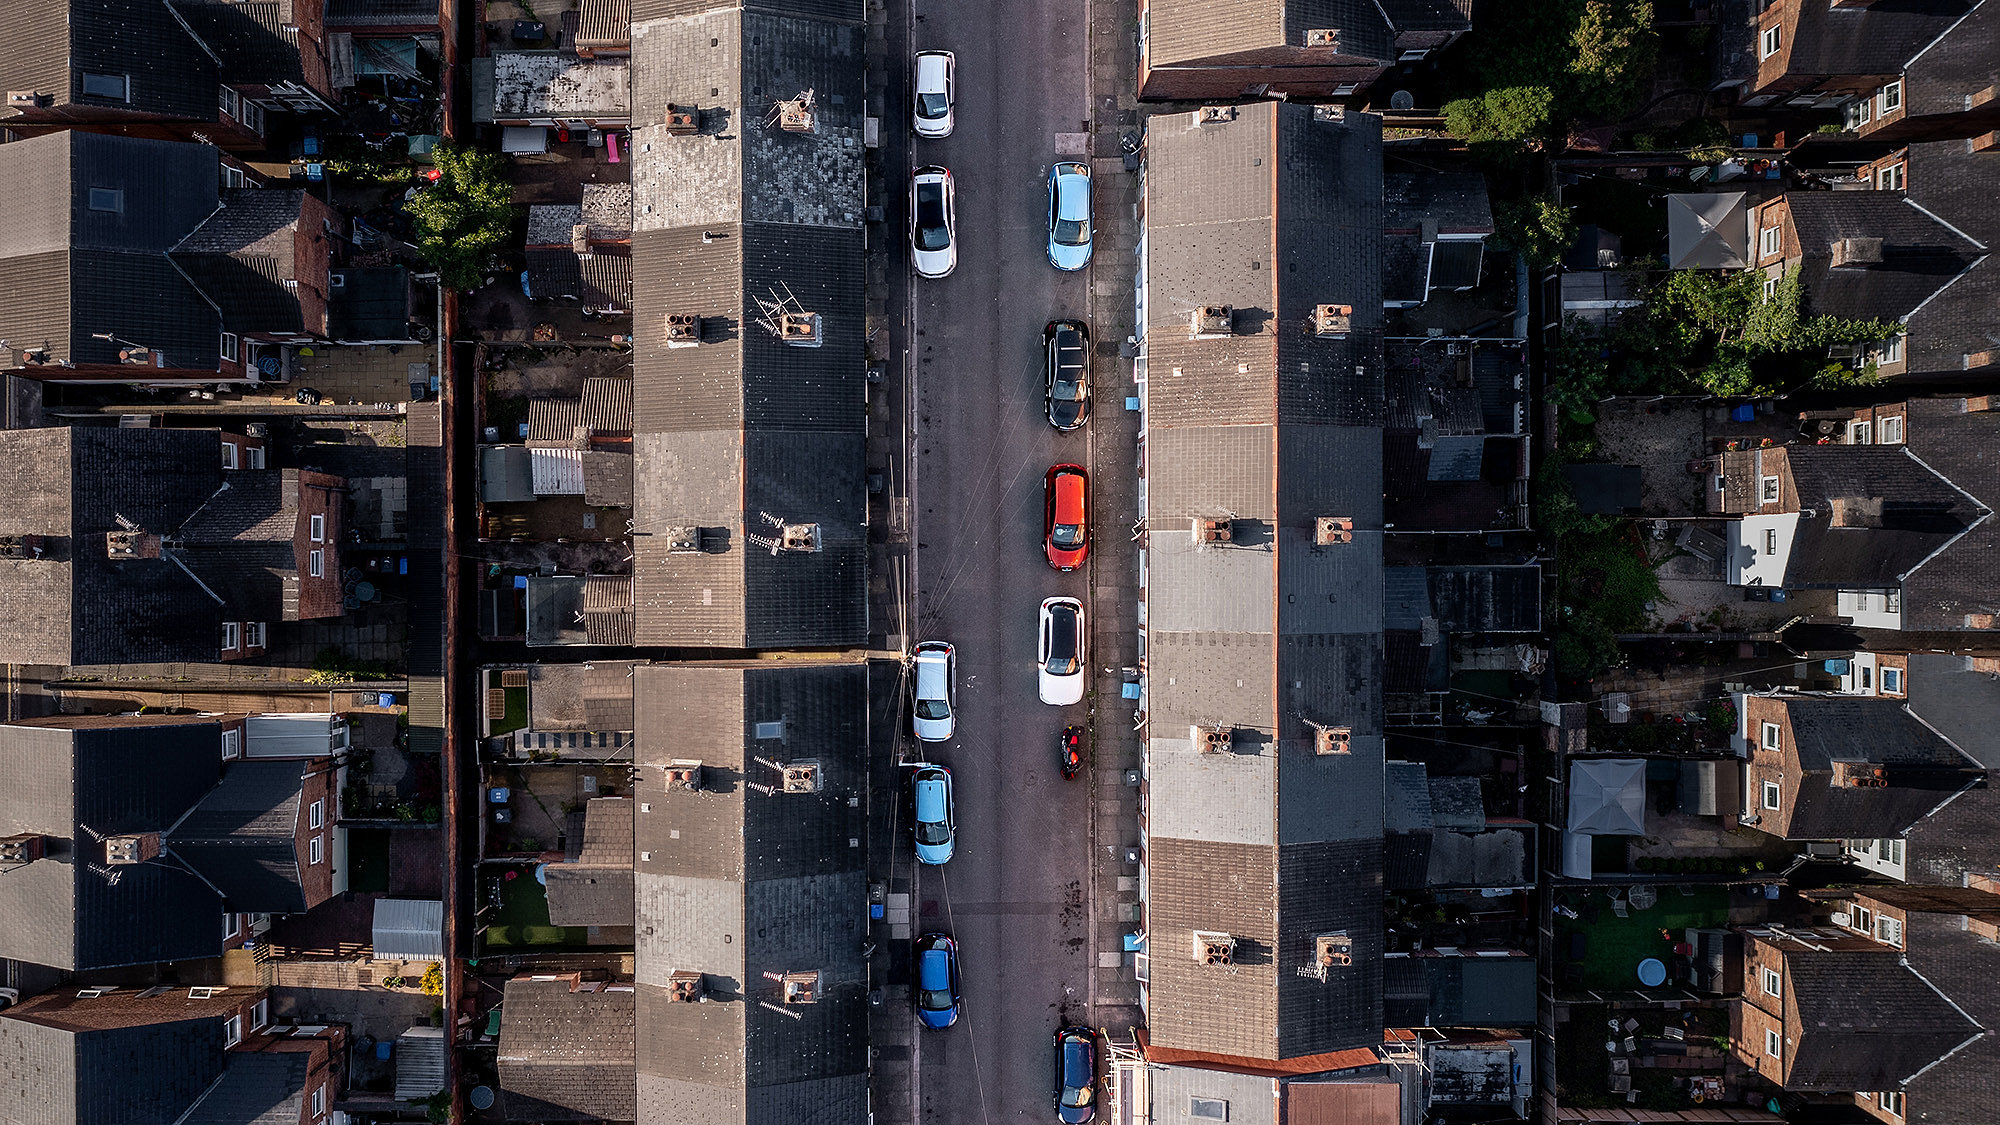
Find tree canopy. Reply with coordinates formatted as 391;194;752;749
402;143;521;291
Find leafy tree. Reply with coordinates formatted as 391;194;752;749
1445;0;1658;141
402;143;520;291
1443;86;1556;145
1494;198;1578;272
1568;0;1658;116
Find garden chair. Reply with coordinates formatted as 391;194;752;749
1611;898;1630;918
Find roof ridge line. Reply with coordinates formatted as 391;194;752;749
1900;0;1987;73
1900;196;1987;253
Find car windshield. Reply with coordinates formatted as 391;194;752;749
916;818;952;845
1044;608;1079;675
918;91;950;118
918;985;954;1010
1053;217;1090;247
1052;373;1083;399
916;697;951;720
1052;522;1083;549
915;186;950;251
1062;1084;1095;1109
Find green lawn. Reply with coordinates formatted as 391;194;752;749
482;871;587;949
347;828;392;893
1557;886;1732;990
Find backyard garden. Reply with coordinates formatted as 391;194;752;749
480;866;587;949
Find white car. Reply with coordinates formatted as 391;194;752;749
1038;597;1086;706
912;50;955;138
910;166;957;279
912;640;956;742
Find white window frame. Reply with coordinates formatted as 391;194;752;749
1765;528;1779;555
224;1015;243;1048
1845;97;1873;130
1762;721;1782;751
1760;225;1782;259
311;1086;326;1118
1398;49;1430;62
309;799;325;830
1762;275;1778;300
244;621;266;649
1877;335;1904;364
221;164;247;190
222;441;239;469
310;513;325;542
1882;666;1903;694
223;912;241;940
252;998;269;1030
220;332;238;362
222;621;241;651
1887;837;1905;864
308;835;323;865
1760;966;1782;996
1761;476;1780;503
1876;914;1903;946
1880;414;1905;444
222;728;242;759
309;549;324;578
1761;25;1781;58
1876;162;1905;191
239;99;265;134
246;445;266;469
1859;663;1873;691
218;85;239;118
1849;420;1874;444
1762;780;1782;810
1715;473;1728;493
1853;904;1873;932
1879;80;1902;113
1765;1028;1782;1058
1881;1090;1904;1116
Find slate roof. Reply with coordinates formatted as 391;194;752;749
1900;144;2000;378
546;798;635;928
0;133;223;371
0;427;302;666
0;0;216;119
1776;444;1984;592
1778;946;1980;1091
1141;101;1386;1062
497;979;637;1122
1784;193;1983;325
170;189;315;335
528;662;642;731
1894;904;2000;1120
1775;0;1975;79
168;0;329;95
177;1051;312;1125
1144;0;1399;68
0;716;317;969
1904;653;2000;768
1903;1;1997;117
1382;173;1491;304
1896;399;2000;628
621;6;868;649
168;759;310;914
0;988;243;1125
632;661;868;1125
1773;697;1980;840
1424;566;1541;633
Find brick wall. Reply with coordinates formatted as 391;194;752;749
295;759;339;908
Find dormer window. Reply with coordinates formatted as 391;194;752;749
1878;81;1902;114
1876;162;1904;191
81;72;128;101
1760;26;1781;59
1760;476;1780;504
1759;225;1782;259
1762;780;1782;810
1761;721;1781;751
1881;666;1903;694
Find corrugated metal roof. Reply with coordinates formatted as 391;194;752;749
372;898;444;960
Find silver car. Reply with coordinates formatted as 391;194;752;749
1047;161;1092;272
912;50;955;138
912;640;955;742
910;166;957;279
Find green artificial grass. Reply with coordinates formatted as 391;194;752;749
346;829;392;893
1557;886;1733;990
482;872;587;949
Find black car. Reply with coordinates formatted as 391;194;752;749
1043;320;1090;430
1054;1026;1097;1123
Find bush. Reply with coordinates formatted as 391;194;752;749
1495;198;1578;272
403;143;521;291
1444;86;1557;144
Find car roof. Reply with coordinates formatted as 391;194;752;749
915;52;950;84
1061;1034;1092;1074
918;945;952;986
915;654;948;696
914;773;948;818
1054;470;1085;512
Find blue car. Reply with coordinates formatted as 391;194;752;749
914;933;961;1029
912;765;955;865
1047;162;1093;271
1055;1026;1098;1123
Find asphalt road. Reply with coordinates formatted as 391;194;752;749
887;0;1099;1120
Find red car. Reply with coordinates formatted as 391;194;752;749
1044;465;1089;571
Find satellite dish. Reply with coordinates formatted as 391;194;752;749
1390;90;1415;111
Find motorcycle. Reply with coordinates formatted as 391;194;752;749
1060;726;1084;780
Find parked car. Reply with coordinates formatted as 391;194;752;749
1054;1026;1098;1123
912;50;955;137
911;166;957;278
912;640;956;742
1037;597;1085;705
1043;319;1090;430
1046;161;1092;271
913;933;962;1029
1044;465;1089;572
912;765;955;865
